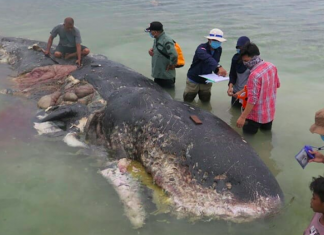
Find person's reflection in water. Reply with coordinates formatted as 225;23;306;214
182;100;213;113
243;129;281;177
228;104;241;127
228;106;280;176
197;100;213;112
163;86;175;99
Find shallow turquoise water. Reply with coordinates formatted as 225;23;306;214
0;0;324;234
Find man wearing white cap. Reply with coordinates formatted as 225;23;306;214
183;28;227;102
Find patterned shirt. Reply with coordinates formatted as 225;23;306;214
246;61;280;123
304;213;324;235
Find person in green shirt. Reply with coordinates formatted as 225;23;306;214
145;21;178;88
44;17;90;66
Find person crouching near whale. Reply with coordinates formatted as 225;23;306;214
183;28;227;103
44;17;90;66
304;176;324;235
236;42;280;134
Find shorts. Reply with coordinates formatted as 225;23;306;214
55;44;87;55
243;119;273;135
183;78;212;102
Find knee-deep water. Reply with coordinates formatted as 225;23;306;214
0;0;323;234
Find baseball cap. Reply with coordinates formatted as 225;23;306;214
145;21;163;32
236;36;250;48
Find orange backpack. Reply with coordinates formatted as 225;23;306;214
156;40;185;68
173;41;185;68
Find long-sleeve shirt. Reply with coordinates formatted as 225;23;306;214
246;61;280;123
229;53;250;92
187;42;221;84
151;32;178;80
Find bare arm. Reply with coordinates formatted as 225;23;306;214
44;36;53;55
76;43;81;66
236;102;255;128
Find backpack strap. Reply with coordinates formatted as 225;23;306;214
155;40;176;59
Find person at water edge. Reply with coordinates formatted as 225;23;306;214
183;28;227;103
145;21;178;88
303;176;324;235
308;108;324;164
236;42;280;134
44;17;90;66
227;36;250;108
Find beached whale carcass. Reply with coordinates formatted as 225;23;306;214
0;36;284;228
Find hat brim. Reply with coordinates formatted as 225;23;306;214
310;124;324;135
145;28;150;32
205;36;226;42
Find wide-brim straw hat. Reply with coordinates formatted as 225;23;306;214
205;28;226;42
310;108;324;135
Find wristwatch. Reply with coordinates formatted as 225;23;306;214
217;64;222;68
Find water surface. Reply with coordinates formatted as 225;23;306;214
0;0;324;234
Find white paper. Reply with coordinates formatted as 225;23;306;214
199;73;229;83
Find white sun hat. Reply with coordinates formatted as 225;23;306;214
205;28;226;42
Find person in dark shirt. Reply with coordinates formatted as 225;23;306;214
44;17;90;66
183;28;227;103
227;36;250;108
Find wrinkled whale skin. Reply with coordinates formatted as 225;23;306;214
0;36;284;222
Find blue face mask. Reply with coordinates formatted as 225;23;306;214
236;49;240;54
320;135;324;141
210;41;221;49
149;32;154;38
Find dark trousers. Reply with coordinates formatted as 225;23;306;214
243;119;273;135
231;96;242;108
154;78;175;88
